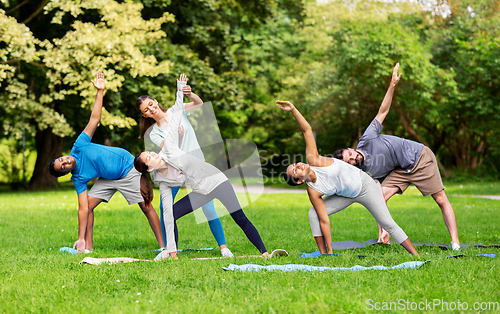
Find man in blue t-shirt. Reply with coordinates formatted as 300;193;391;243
334;63;460;250
48;70;164;253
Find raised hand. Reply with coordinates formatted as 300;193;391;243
276;100;295;111
177;74;187;91
182;85;192;96
390;63;402;88
91;69;105;91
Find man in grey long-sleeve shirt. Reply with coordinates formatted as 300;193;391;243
334;63;460;250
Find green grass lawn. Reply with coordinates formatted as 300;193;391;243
1;183;499;313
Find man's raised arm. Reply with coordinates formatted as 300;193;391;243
374;63;402;125
83;69;106;138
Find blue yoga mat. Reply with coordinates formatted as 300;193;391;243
60;247;77;254
222;260;429;272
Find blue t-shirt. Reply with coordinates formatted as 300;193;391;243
70;132;134;195
357;119;423;179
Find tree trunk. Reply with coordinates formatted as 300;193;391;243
28;128;64;190
470;139;485;169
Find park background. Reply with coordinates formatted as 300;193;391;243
1;0;499;189
1;0;500;313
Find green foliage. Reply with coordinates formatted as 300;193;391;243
1;0;500;186
41;0;174;131
132;0;309;150
428;0;500;167
268;0;499;172
0;138;36;186
0;0;179;186
0;9;71;140
0;1;174;140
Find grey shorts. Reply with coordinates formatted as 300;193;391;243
88;167;144;205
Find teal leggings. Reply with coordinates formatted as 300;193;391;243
159;186;226;247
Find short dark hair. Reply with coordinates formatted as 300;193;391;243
333;149;345;160
48;158;69;178
283;172;302;186
134;153;148;174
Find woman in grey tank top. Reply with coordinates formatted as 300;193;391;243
277;100;419;257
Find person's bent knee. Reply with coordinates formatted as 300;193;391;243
432;190;448;206
381;186;400;201
138;201;154;213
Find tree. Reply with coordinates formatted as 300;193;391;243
0;0;173;189
273;0;500;174
428;0;500;170
136;0;309;152
1;0;308;188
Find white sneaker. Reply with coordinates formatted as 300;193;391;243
154;250;171;261
84;249;92;254
221;248;234;257
451;243;460;251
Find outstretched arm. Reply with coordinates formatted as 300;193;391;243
159;74;187;159
73;190;90;253
83;70;106;138
308;186;333;254
374;63;402;125
172;74;187;114
276;100;324;166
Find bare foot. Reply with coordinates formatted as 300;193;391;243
262;252;272;258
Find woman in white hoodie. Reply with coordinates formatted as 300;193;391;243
136;74;232;257
135;76;270;259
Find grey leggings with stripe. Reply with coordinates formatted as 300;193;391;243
308;171;408;244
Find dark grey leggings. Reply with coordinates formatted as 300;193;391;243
172;181;267;253
308;172;408;244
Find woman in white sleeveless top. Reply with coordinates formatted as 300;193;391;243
277;100;419;257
